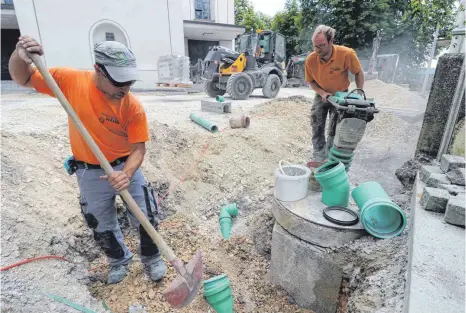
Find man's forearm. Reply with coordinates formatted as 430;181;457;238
355;71;364;89
309;81;326;97
123;147;145;178
9;49;34;87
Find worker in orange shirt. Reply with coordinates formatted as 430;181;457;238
305;25;365;162
9;36;167;284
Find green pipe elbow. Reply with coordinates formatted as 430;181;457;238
219;203;239;239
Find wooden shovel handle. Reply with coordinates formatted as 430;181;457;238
29;53;177;262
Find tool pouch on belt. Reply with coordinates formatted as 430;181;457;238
142;182;160;230
64;156;78;175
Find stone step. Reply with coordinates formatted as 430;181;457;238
402;174;465;313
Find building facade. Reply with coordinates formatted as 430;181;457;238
1;0;244;89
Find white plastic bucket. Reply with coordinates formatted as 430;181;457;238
274;161;311;201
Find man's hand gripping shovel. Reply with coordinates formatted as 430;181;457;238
29;53;203;309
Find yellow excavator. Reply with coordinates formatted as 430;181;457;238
201;30;287;100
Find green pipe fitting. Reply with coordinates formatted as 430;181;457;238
216;95;225;102
351;181;407;238
203;274;234;313
219;203;238;239
314;161;350;207
189;113;219;133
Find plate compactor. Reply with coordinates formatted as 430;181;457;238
326;88;379;171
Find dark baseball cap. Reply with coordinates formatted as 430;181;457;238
94;41;139;82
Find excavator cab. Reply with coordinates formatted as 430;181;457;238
202;30;287;100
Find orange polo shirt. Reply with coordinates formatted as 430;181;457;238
305;45;363;94
30;67;150;164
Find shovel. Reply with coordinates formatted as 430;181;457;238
29;53;203;309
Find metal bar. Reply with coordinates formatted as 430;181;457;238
421;23;440;95
437;57;466;161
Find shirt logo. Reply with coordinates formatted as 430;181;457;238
99;113;119;124
329;66;342;74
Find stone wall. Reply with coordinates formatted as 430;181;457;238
415;53;465;158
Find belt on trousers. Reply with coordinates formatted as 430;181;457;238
75;155;129;169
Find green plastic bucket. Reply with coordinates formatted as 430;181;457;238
203;274;234;313
314;161;350;207
330;147;354;159
351;181;407;238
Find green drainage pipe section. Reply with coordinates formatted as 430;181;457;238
203;274;234;313
351;181;407;238
190;113;219;133
219;203;239;239
216;95;225;102
314;161;350;207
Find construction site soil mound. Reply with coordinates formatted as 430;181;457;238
1;82;426;313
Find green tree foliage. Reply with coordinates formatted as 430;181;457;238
271;0;303;57
299;0;457;83
234;0;272;31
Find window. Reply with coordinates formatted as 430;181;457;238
105;32;115;41
195;0;210;20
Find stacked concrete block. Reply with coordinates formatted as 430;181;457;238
419;155;466;227
426;173;451;188
420;187;451;213
201;100;232;113
444;195;466;227
446;168;465;186
439;184;466;196
440;154;466;172
420;165;443;182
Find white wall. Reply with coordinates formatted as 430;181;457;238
14;0;185;89
219;40;233;50
181;0;234;24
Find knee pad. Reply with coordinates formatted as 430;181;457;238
93;230;125;259
139;225;160;257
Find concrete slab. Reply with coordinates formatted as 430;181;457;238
446;168;466;186
272;191;367;248
426;173;450;188
420;187;450;213
403;175;465;313
270;223;342;313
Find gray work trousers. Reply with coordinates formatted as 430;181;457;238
310;94;338;161
76;162;160;266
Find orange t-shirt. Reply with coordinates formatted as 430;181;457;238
305;45;363;94
30;68;150;164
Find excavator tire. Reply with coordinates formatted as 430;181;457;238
226;73;253;100
262;74;281;98
204;80;226;97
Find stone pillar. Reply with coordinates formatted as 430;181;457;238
415;53;465;158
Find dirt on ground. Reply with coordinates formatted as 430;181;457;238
1;80;426;313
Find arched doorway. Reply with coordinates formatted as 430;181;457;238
89;20;130;63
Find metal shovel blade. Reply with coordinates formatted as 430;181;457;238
162;250;204;308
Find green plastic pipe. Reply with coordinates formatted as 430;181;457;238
203;274;234;313
216;95;225;102
47;293;97;313
219;203;239;239
314;161;350;207
190;113;219;133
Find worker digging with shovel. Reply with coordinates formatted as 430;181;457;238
9;36;168;285
305;25;365;165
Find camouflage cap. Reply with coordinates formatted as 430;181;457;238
94;41;139;82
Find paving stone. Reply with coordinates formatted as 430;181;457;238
426;173;451;188
444;195;466;227
420;187;451;213
446;168;466;186
439;184;466;196
440;154;466;173
420;165;443;183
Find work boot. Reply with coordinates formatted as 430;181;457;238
107;264;130;284
143;256;167;282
